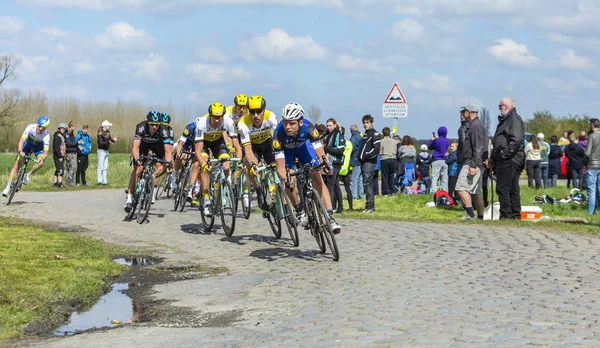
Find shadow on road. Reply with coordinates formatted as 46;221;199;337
180;223;222;235
248;247;322;262
219;234;291;247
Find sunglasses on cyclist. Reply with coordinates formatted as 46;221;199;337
249;109;263;115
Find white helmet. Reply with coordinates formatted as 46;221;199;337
281;102;304;121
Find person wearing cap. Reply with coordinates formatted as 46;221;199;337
416;143;432;193
584;118;600;215
456;104;472;175
456;102;487;220
97;120;119;185
52;123;67;188
537;133;550;188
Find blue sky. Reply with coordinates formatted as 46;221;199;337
1;0;599;138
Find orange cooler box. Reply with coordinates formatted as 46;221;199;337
520;206;542;220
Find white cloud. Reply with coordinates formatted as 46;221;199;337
410;74;459;94
0;16;25;37
242;28;327;62
19;55;50;76
392;18;423;41
557;49;594;70
335;54;394;74
196;47;229;63
39;27;68;38
487;38;541;68
122;88;146;101
186;63;252;84
546;33;572;45
74;61;94;74
544;76;599;94
186;88;224;105
95;22;154;51
132;53;168;81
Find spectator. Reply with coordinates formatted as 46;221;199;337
566;130;574;188
489;97;525;220
445;140;459;202
373;155;380;196
559;131;570;144
456;103;487;219
481;137;492;207
525;136;542;189
64;121;78;186
358;114;380;213
537;133;550;188
338;129;354;211
456;107;470;172
579;131;588;150
548;135;562;188
566;133;585;189
52;123;67;188
417;144;432;193
349;124;364;201
97;120;119;185
584;118;600;215
428;126;450;192
397;135;416;176
323;118;346;213
75;125;92;186
379;127;398;196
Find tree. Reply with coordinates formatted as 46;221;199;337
480;107;491;136
524;110;590;139
0;55;21;123
308;104;321;124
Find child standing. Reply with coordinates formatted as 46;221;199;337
445;140;459;202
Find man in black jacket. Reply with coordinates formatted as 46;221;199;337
52;123;67;188
64;121;78;186
489;98;525;219
358;114;381;213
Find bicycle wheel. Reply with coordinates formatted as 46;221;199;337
278;183;299;247
241;169;252;219
312;188;339;261
200;193;215;233
176;168;190;212
165;174;172;199
126;191;139;220
6;168;24;205
155;174;167;199
231;171;240;216
219;179;236;237
305;189;326;253
263;182;281;239
137;175;155;224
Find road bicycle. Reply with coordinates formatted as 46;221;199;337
256;163;299;246
230;158;252;219
155;169;173;200
6;154;38;205
289;160;339;261
126;153;171;224
173;150;196;212
199;158;238;236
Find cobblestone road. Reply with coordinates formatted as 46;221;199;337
3;190;600;347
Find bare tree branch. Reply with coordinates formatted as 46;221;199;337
0;89;21;120
0;55;22;123
0;55;20;87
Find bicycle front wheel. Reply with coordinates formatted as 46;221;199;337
137;176;154;224
262;182;281;238
312;188;339;261
155;174;167;199
305;189;325;253
176;168;190;212
200;194;215;233
219;179;236;237
278;183;299;247
6;168;24;206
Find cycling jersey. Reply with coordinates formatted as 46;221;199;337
194;114;237;143
21;124;50;156
163;125;175;145
134;121;170;159
178;122;196;150
238;110;277;146
226;105;248;126
273;120;322;168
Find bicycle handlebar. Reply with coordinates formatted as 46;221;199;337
288;161;328;177
208;157;241;164
139;154;172;166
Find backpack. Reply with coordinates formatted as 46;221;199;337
433;190;455;207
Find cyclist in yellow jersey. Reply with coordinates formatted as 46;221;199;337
194;102;242;217
237;95;278;210
226;94;249;127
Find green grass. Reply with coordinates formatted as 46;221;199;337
0;218;126;342
0;153;133;191
338;186;600;234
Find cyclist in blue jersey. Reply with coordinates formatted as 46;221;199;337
173;121;200;202
2;116;51;197
272;102;341;234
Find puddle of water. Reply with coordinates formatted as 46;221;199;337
113;257;153;266
52;283;137;336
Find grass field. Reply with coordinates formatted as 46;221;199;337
0;218;126;342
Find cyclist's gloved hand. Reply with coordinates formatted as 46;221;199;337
229;146;236;154
202;162;209;173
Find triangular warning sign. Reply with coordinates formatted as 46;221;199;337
384;83;407;104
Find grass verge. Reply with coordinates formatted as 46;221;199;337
338;186;600;234
0;218;126;342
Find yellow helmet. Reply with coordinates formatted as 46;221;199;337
234;94;248;106
208;102;226;117
247;95;266;111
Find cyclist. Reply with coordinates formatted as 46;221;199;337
194;102;242;217
174;121;200;204
272;102;342;234
226;94;249;127
152;112;175;203
2;116;51;197
124;110;173;212
237;95;278;210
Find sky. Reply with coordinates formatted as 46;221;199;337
1;0;599;139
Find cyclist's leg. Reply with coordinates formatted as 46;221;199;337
283;150;301;207
30;150;46;175
215;140;231;177
127;144;148;201
298;142;334;211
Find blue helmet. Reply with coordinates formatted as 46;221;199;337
161;112;171;125
37;116;50;129
147;110;160;124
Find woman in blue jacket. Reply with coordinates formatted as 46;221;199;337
75;125;92;186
